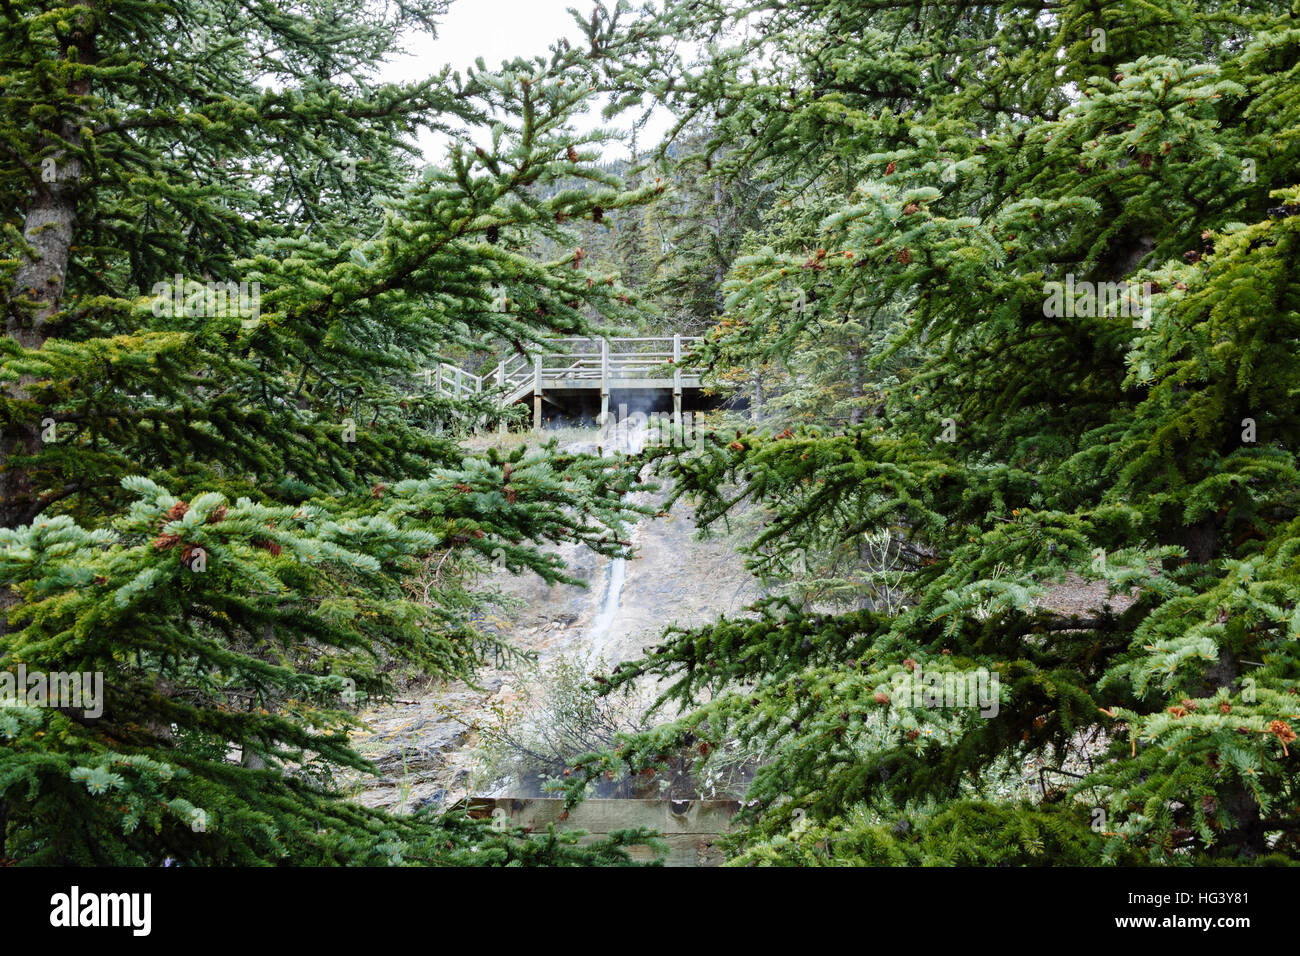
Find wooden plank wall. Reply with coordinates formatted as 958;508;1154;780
462;797;741;867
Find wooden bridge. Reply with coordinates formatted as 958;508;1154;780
425;335;704;430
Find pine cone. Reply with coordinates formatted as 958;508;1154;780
1269;720;1296;749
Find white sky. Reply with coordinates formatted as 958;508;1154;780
378;0;675;164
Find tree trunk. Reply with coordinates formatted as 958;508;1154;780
1176;515;1267;859
848;347;865;425
1;10;95;530
712;170;726;313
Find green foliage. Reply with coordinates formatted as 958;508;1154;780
560;0;1300;865
6;0;1300;869
0;0;659;864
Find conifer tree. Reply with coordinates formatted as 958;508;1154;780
640;123;769;335
570;0;1300;864
0;0;662;864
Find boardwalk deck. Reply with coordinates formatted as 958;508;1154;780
423;335;703;430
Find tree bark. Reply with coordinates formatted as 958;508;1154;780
1176;516;1267;859
848;347;865;425
1;11;95;530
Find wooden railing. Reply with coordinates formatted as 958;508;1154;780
421;362;484;399
423;336;703;421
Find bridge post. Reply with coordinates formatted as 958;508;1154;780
430;367;442;436
600;337;610;425
673;333;683;433
497;362;506;434
533;355;543;432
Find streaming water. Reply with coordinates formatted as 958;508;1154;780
581;412;650;652
586;554;627;653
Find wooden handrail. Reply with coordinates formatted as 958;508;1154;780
420;336;705;417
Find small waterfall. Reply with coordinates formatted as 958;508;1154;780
586;553;626;651
581;411;648;651
486;412;650;797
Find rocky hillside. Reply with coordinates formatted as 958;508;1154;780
346;427;763;813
